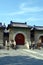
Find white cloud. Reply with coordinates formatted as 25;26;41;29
23;7;43;12
20;3;43;13
26;17;43;22
0;2;43;16
0;10;24;16
20;3;26;9
8;11;24;15
0;3;26;16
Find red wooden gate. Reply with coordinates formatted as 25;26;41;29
15;33;25;45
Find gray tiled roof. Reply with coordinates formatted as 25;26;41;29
31;26;43;30
11;23;28;27
35;26;43;30
9;21;29;28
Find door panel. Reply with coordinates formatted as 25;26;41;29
15;33;25;45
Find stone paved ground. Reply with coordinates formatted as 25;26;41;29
0;48;43;65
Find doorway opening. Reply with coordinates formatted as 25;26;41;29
15;33;25;45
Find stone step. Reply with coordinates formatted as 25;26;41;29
16;45;27;49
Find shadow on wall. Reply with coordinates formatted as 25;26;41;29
0;56;43;65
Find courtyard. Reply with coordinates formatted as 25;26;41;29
0;49;43;65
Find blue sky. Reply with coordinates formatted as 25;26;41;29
0;0;43;26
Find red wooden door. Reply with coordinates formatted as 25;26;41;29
41;36;43;43
15;33;25;45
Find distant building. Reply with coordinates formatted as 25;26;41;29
0;21;43;49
